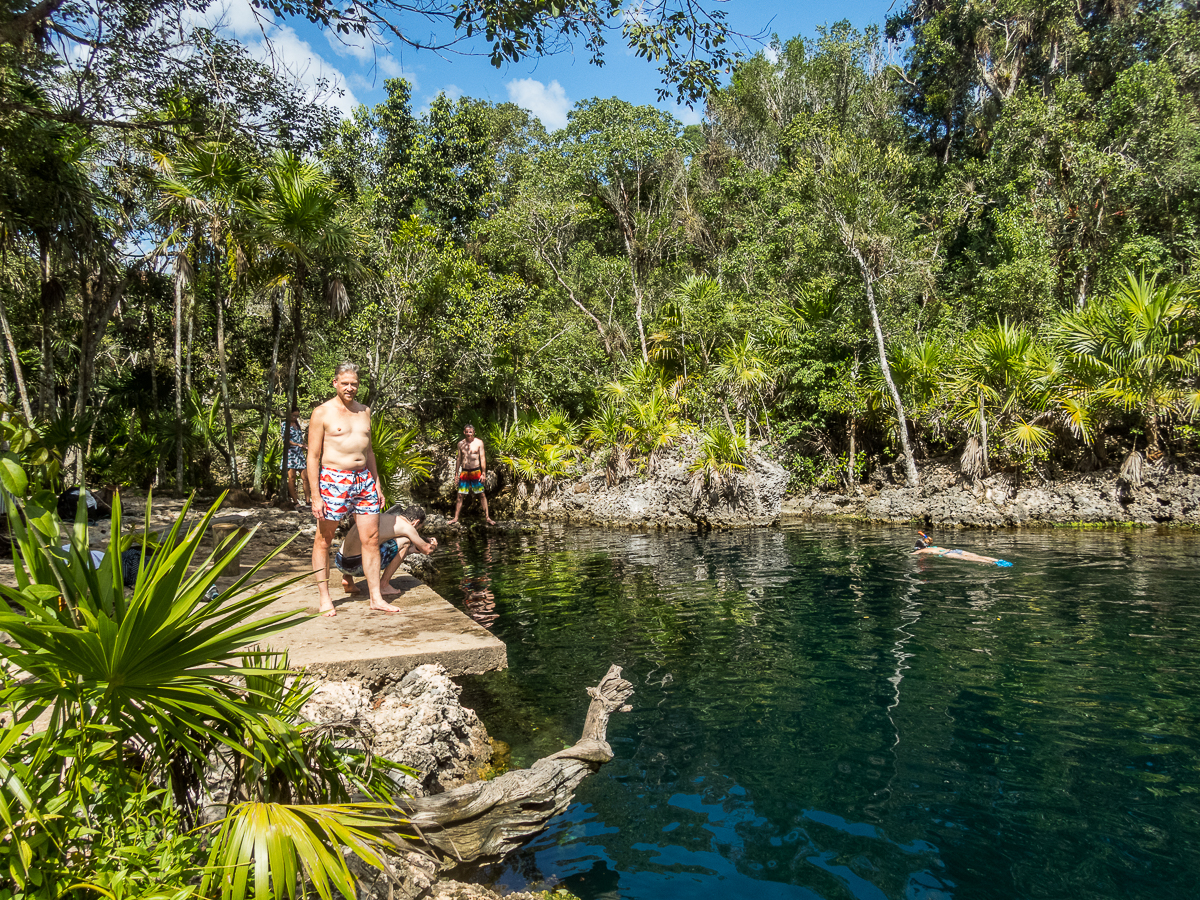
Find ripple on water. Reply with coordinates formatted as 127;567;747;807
436;524;1200;900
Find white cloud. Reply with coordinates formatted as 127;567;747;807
196;0;271;39
244;24;360;118
506;78;570;131
672;104;702;127
763;44;780;66
378;56;411;82
190;1;358;119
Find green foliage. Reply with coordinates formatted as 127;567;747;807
0;406;62;498
0;493;409;899
371;415;434;495
688;425;747;492
1054;270;1200;451
203;802;403;900
490;411;585;494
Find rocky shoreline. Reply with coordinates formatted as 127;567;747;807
290;664;576;900
415;447;1200;531
782;460;1200;528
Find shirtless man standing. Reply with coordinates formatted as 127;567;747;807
447;424;496;526
308;363;395;615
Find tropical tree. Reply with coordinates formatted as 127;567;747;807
782;26;932;487
555;98;689;362
242;152;365;495
949;319;1046;476
712;334;776;442
157;140;257;488
1055;270;1200;464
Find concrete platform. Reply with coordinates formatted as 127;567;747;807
246;569;508;680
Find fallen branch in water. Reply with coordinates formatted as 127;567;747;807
396;663;634;863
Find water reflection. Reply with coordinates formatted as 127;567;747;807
452;535;499;628
436;524;1200;900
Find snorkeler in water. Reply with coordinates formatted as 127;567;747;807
913;532;1013;567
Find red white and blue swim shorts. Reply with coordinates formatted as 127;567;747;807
318;466;382;520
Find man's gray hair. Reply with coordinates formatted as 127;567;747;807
334;362;360;377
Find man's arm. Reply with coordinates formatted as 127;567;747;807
307;408;326;518
455;440;465;477
393;517;437;556
479;440;487;476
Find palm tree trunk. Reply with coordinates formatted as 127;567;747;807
0;291;33;420
847;349;859;486
280;277;304;502
979;387;989;475
184;292;195;397
174;258;185;493
37;236;55;419
214;275;239;487
147;296;161;487
851;248;919;488
252;298;284;494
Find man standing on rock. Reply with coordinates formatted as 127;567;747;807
447;424;496;526
308;363;395;615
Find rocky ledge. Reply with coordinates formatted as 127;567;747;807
299;663;494;796
415;444;790;530
784;461;1200;527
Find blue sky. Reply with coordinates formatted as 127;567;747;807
199;0;896;130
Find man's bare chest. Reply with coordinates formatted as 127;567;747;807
326;409;369;439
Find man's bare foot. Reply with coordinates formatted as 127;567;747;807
319;604;337;617
486;518;497;525
447;518;458;526
341;580;362;595
367;601;402;613
380;583;403;596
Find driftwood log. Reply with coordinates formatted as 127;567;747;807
396;664;634;864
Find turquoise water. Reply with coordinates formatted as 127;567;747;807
430;524;1200;900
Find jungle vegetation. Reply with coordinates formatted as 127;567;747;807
3;1;1200;502
4;0;1195;501
2;0;1200;896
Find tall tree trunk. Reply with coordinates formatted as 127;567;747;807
0;332;8;408
173;255;185;494
979;387;989;474
279;274;304;502
214;274;239;487
147;297;161;487
851;249;919;488
847;349;859;486
37;235;56;419
252;297;284;494
72;269;127;482
619;236;649;363
0;291;33;420
184;292;195;396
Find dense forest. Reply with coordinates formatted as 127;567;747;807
4;0;1200;509
3;1;1200;895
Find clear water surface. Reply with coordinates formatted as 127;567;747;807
429;524;1200;900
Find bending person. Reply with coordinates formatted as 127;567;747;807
913;532;1013;567
335;505;438;597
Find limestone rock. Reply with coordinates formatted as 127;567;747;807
301;664;492;796
779;460;1200;527
500;440;788;531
